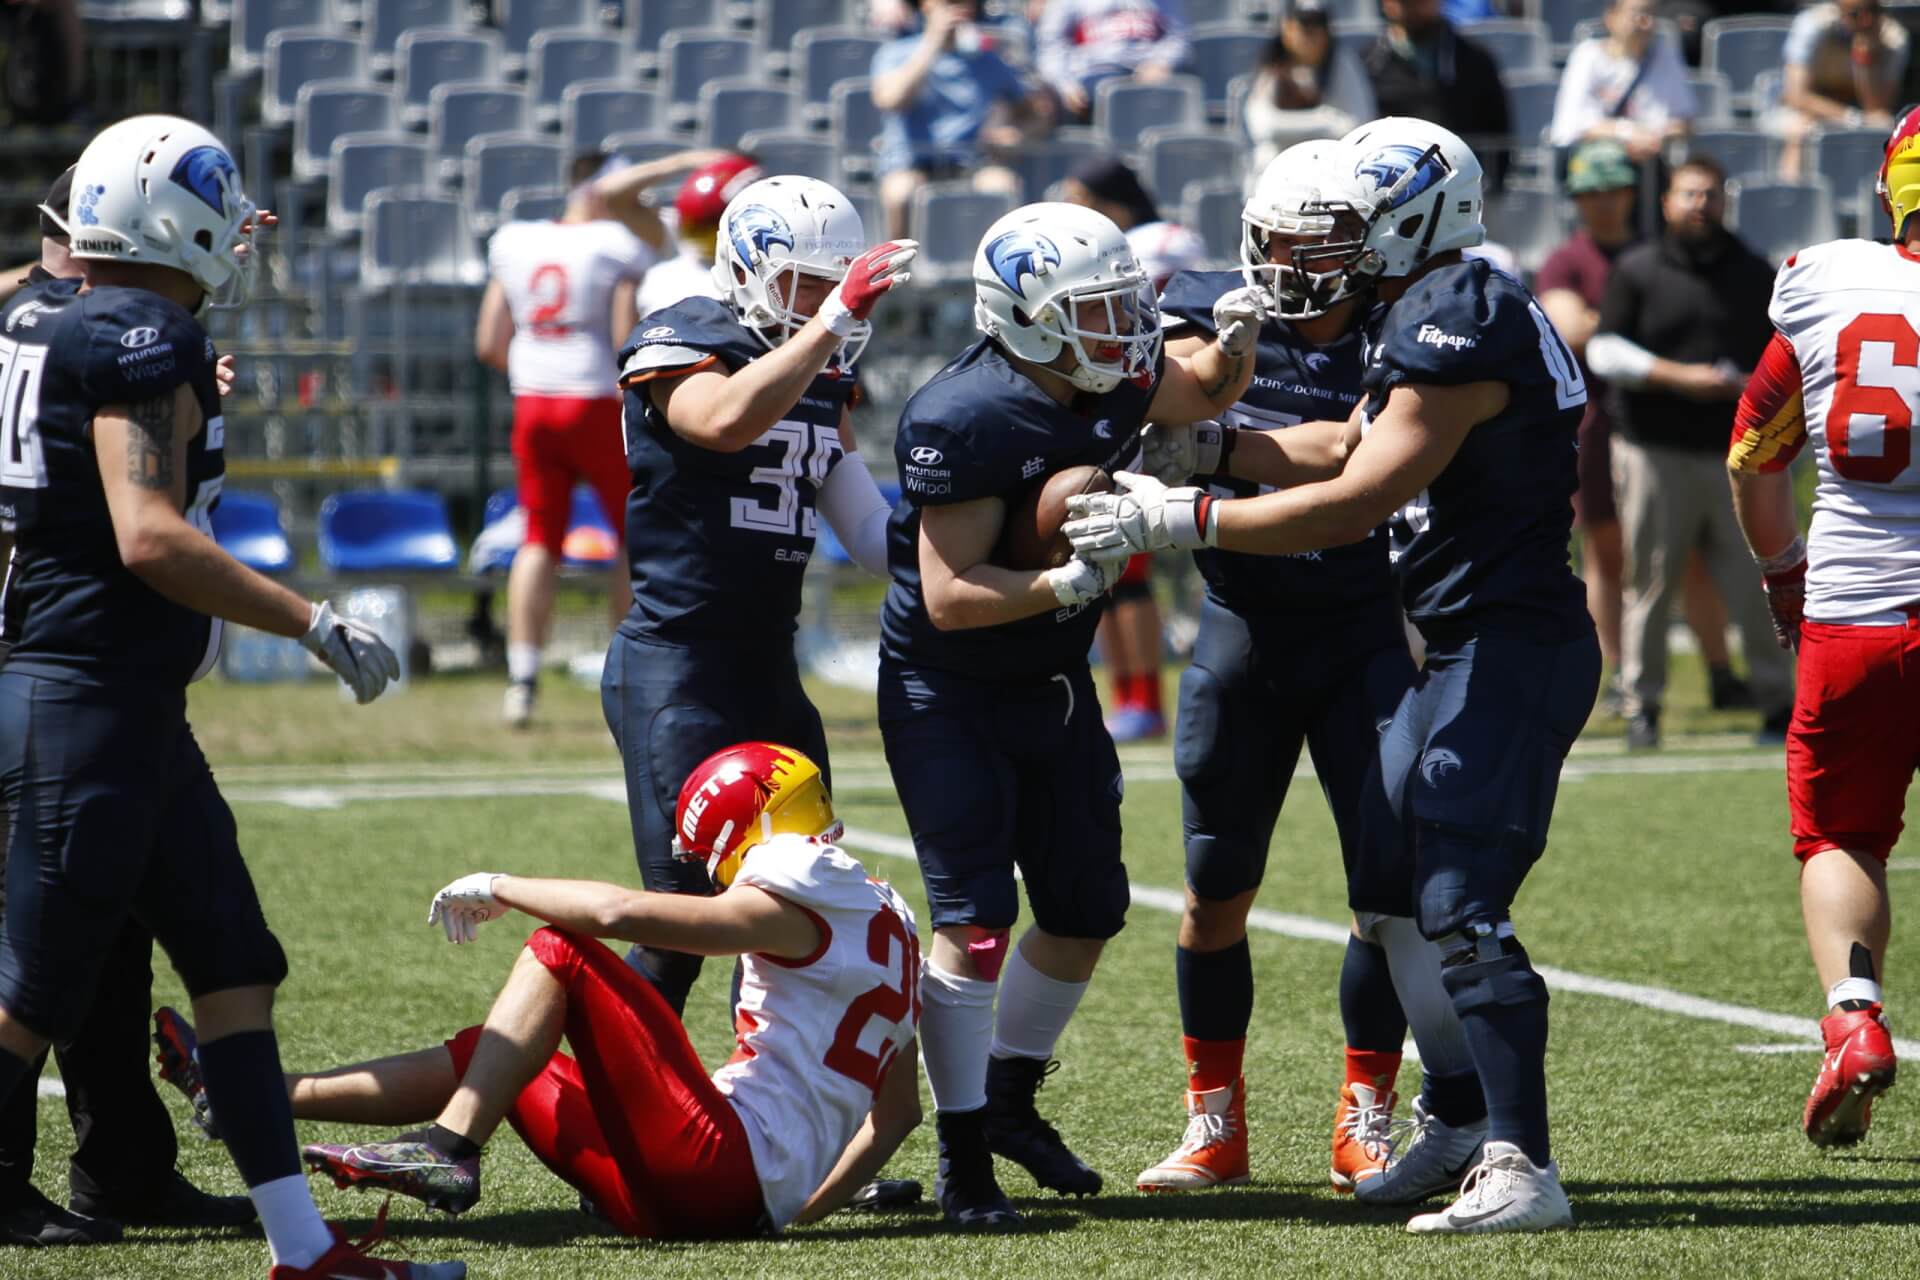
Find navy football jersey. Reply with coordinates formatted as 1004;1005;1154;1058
615;297;857;644
1159;269;1390;615
1360;258;1589;632
879;338;1160;682
0;279;224;687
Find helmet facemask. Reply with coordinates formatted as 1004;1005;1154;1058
1241;202;1373;321
1029;270;1162;393
1305;141;1457;295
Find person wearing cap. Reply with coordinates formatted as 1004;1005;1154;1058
1243;0;1378;170
635;154;761;319
1548;0;1697;164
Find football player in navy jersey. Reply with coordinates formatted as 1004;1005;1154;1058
0;116;464;1280
1130;142;1482;1200
1067;119;1600;1234
879;200;1264;1227
607;176;914;1015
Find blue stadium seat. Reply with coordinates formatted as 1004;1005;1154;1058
628;0;709;68
603;129;684;165
1482;181;1564;276
561;82;657;154
210;491;296;574
464;133;566;235
561;486;620;569
1527;0;1607;51
528;30;625;125
1140;128;1240;212
1812;128;1891;200
1688;127;1776;182
1728;179;1837;266
1688;69;1733;125
328;133;430;236
1187;25;1264;116
753;0;850;74
662;30;755;119
794;28;881;124
360;189;485;286
910;184;1016;283
735;130;838;183
1009;132;1105;202
500;184;568;223
830;78;882;184
262;29;361;128
319;490;461;573
1460;18;1548;76
497;0;599;68
364;0;468;74
1094;76;1204;150
700;80;798;147
1502;70;1559;149
294;81;395;181
231;0;336;73
1185;180;1242;265
1702;16;1793;108
429;83;528;180
471;487;520;574
1183;0;1242;25
471;487;618;572
397;30;503;127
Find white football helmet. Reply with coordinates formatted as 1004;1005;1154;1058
973;202;1163;394
1240;139;1372;320
713;175;869;364
1301;117;1486;296
66;114;258;308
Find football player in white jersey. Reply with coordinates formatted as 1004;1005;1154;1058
1726;106;1920;1149
156;744;922;1237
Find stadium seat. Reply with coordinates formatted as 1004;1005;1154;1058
1009;133;1105;202
318;490;461;573
1502;70;1559;149
561;486;620;569
361;189;485;286
1185;180;1242;265
1224;72;1253;143
1858;178;1890;239
1094;76;1204;150
1460;18;1548;76
910;184;1017;283
1184;0;1242;25
735;130;838;183
1482;182;1564;276
753;0;851;75
1322;0;1379;26
1702;15;1793;109
1527;0;1607;51
396;29;503;127
1332;21;1378;65
428;83;528;180
794;27;881;125
527;30;625;125
210;491;296;574
1688;69;1733;125
328;132;430;236
500;184;568;223
363;0;467;75
496;0;599;71
603;129;683;165
262;29;361;128
830;78;883;184
1688;127;1776;182
699;80;797;148
561;83;658;154
628;0;709;69
1811;128;1890;201
1187;25;1265;116
231;0;336;74
1140;128;1241;213
662;30;755;120
1750;68;1784;122
294;81;395;182
464;133;566;235
471;487;522;575
1727;179;1837;266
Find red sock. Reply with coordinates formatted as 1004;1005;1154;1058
1183;1035;1245;1094
1132;670;1163;716
1344;1046;1402;1094
1109;669;1133;710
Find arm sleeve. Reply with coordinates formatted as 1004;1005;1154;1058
1727;330;1808;473
816;452;894;576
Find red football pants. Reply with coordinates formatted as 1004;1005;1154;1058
510;395;629;555
1788;611;1920;862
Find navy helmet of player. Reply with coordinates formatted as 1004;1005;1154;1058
605;175;914;1014
1131;141;1482;1199
877;199;1263;1228
1066;118;1601;1233
0;116;461;1279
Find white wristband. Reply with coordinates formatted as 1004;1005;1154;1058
1754;534;1807;574
817;289;859;338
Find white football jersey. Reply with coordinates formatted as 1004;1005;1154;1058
709;835;920;1229
487;219;654;397
1765;239;1920;622
636;242;723;319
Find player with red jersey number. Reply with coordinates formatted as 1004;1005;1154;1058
156;745;922;1237
1725;106;1920;1148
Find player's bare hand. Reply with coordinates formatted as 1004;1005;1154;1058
215;353;237;398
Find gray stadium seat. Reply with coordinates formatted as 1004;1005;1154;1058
1751;68;1784;122
1184;0;1242;26
1688;69;1733;125
1688;127;1776;182
1332;21;1377;65
602;130;688;200
1812;128;1890;200
1482;182;1564;276
831;78;883;183
528;30;624;124
1859;178;1890;239
1526;0;1606;51
1702;15;1793;108
1728;179;1837;266
231;0;335;73
1140;128;1241;212
1094;76;1204;150
262;28;361;128
1460;18;1548;76
910;184;1017;283
561;83;657;154
361;189;483;287
328;132;430;235
363;0;466;74
701;81;797;148
794;27;881;125
294;81;394;181
429;83;528;179
753;0;850;74
496;0;598;69
396;29;502;126
464;133;566;235
735;130;838;183
1009;132;1105;202
628;0;709;68
501;184;568;223
1187;25;1265;116
1321;0;1379;26
1225;73;1252;144
1185;180;1242;266
663;31;756;118
1503;70;1559;148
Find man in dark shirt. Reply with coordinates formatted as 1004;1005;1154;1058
1362;0;1511;189
1590;154;1792;747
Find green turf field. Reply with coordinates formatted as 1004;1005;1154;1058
10;666;1918;1278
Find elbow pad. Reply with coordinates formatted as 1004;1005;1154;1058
1584;333;1657;387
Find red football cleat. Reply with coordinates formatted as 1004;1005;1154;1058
268;1207;465;1279
1803;1003;1898;1148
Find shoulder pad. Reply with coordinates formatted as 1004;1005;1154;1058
894;359;1036;505
77;287;210;405
617;296;760;376
1376;260;1532;387
734;835;875;915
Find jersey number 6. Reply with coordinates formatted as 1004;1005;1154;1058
1828;312;1917;484
824;907;921;1094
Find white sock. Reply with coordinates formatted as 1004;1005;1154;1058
989;944;1087;1062
1828;976;1885;1009
1375;915;1476;1079
251;1172;335;1268
920;962;997;1113
507;643;541;685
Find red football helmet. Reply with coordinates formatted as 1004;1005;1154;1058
673;742;840;889
674;154;763;257
1879;104;1920;238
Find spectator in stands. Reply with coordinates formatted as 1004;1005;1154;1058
1776;0;1910;178
1549;0;1698;163
1589;154;1791;748
871;0;1051;240
1036;0;1190;123
1243;0;1378;170
1361;0;1511;188
636;153;762;319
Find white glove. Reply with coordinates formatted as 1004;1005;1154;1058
427;872;508;945
1139;421;1234;485
1064;470;1218;556
1211;285;1268;358
300;601;401;705
1046;552;1126;608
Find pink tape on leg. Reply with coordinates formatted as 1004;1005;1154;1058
964;927;1010;982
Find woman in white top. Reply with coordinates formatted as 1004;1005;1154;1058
1242;0;1377;171
1549;0;1696;163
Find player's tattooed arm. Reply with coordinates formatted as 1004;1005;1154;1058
1150;340;1256;425
125;392;176;490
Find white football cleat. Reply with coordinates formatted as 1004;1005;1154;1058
1353;1095;1487;1205
502;681;535;729
1406;1140;1572;1234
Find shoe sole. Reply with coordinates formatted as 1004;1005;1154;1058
1806;1065;1897;1148
1136;1173;1250;1193
303;1150;476;1216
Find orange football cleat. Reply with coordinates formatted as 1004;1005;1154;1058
1135;1079;1249;1192
1804;1003;1897;1148
1331;1080;1397;1192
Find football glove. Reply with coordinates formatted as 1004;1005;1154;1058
1064;470;1218;556
300;601;401;705
1758;536;1808;652
1046;550;1127;608
1211;285;1268;359
819;240;919;334
428;872;508;945
1138;422;1235;486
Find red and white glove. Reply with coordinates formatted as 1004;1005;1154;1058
818;240;920;335
1757;535;1807;652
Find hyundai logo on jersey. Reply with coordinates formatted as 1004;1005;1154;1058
170;146;235;216
1355;144;1444;209
728;205;795;268
984;231;1061;297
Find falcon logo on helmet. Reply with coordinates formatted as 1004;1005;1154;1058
1354;143;1446;209
170;145;237;216
672;742;841;890
984;231;1062;296
728;205;796;270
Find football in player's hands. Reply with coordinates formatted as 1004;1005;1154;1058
995;465;1114;570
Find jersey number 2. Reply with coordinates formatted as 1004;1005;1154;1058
824;907;921;1094
1828;313;1917;484
0;335;49;491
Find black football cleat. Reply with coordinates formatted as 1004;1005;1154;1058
983;1055;1103;1197
0;1185;122;1246
71;1167;255;1229
843;1179;924;1213
935;1111;1021;1231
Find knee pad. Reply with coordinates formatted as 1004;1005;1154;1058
960;926;1010;982
625;944;704;1017
1436;921;1547;1013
